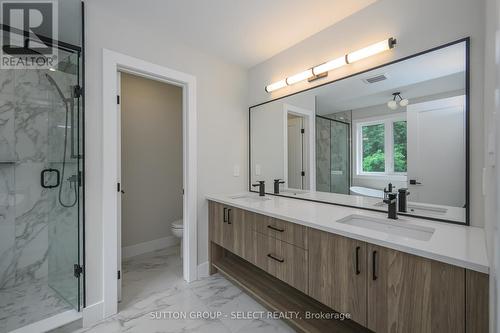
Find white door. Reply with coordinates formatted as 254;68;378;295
406;95;466;207
288;116;304;189
117;72;123;302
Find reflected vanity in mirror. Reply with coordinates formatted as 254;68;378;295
250;38;469;224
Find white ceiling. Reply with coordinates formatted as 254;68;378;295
96;0;377;68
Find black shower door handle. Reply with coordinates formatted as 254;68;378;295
41;168;60;188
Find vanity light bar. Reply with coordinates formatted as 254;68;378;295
265;37;397;93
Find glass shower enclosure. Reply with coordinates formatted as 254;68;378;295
316;116;350;194
0;38;84;332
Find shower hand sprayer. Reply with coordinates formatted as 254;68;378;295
45;73;79;208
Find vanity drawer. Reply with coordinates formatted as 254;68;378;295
254;232;308;293
253;213;308;249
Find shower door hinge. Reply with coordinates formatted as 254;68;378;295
117;270;121;280
301;128;305;134
73;85;83;98
301;171;305;177
117;95;120;104
74;264;83;278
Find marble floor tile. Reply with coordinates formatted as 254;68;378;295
0;278;72;333
77;247;294;333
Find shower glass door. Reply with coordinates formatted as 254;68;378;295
330;120;350;194
47;49;83;310
315;116;350;194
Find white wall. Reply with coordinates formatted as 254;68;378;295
251;102;284;187
84;1;248;308
120;73;182;248
250;93;315;189
248;0;486;227
483;0;500;331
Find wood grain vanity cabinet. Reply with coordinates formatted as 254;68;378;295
208;201;255;262
366;244;465;333
307;229;367;326
253;231;308;293
253;213;308;249
208;200;489;333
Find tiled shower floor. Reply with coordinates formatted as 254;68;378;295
0;279;72;333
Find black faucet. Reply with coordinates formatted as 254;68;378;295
273;179;285;194
383;192;398;219
398;188;410;212
252;181;265;196
383;183;393;199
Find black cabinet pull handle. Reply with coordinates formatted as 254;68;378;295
267;225;285;232
227;209;232;224
223;208;227;223
355;246;361;275
372;250;378;281
267;253;284;263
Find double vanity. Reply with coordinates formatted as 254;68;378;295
208;37;488;333
207;193;489;333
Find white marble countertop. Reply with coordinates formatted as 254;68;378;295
206;192;489;274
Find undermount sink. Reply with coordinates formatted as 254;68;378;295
229;194;272;203
337;214;435;241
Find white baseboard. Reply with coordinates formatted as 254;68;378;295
122;236;180;259
9;309;81;333
197;261;209;279
82;301;104;328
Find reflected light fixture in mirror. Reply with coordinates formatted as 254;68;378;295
387;92;409;110
265;37;397;93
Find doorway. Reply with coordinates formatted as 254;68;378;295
117;72;184;303
101;49;197;318
283;103;315;191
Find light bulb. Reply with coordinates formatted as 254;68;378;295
399;99;409;107
312;56;347;75
387;100;398;110
286;69;314;85
265;79;287;93
347;38;395;63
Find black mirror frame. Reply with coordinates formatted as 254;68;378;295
249;37;470;226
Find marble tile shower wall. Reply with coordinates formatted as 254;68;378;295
316;116;331;192
0;68;72;289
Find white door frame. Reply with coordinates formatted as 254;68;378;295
282;103;316;191
101;49;197;318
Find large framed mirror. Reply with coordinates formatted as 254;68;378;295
249;38;469;224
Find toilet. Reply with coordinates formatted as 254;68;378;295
171;219;183;258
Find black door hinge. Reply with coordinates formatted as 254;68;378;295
117;182;121;192
301;171;305;176
73;85;83;98
301;128;305;134
117;95;120;104
74;264;83;278
118;270;121;279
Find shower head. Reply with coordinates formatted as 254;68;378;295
45;73;68;102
